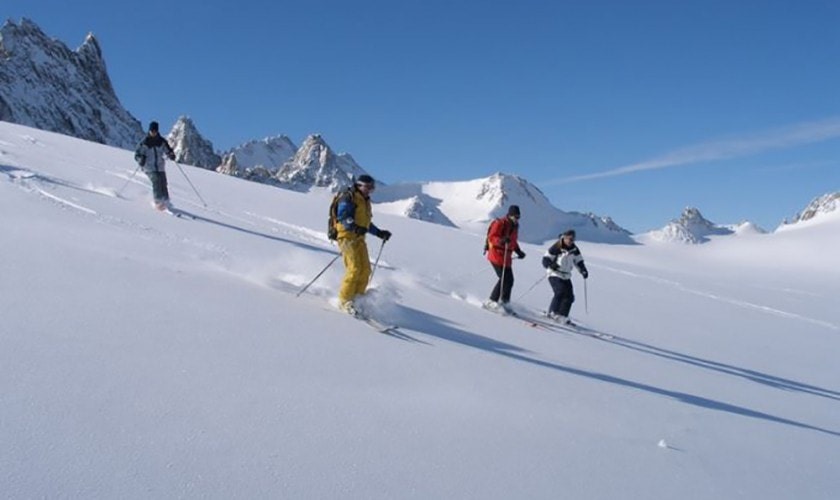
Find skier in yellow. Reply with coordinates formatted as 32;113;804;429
334;175;392;315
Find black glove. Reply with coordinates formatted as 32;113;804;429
515;249;526;259
135;154;146;167
167;152;176;160
353;226;367;235
550;263;559;271
581;269;589;279
378;230;392;241
501;237;511;245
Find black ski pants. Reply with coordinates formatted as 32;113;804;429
548;276;574;317
489;263;514;303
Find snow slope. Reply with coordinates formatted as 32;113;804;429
1;121;839;499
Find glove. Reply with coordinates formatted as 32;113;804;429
353;226;367;235
378;230;392;242
501;237;511;245
581;269;589;279
515;249;526;259
135;154;146;167
550;263;559;271
167;152;176;160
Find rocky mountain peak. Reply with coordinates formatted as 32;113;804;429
274;133;369;192
789;192;840;224
0;18;142;148
167;116;221;170
648;206;735;244
219;135;297;178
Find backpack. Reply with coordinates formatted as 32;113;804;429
328;188;353;241
483;217;513;254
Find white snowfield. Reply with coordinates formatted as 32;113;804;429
1;121;838;499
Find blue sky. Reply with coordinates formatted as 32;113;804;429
6;0;840;232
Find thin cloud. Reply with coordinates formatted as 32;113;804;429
545;117;840;184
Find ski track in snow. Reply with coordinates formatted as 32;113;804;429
2;166;97;215
5;164;234;266
244;211;331;246
596;263;839;331
33;186;97;215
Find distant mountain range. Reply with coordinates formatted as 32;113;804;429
375;173;633;244
641;207;766;244
2;18;837;242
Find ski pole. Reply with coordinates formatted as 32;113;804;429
297;253;342;297
116;165;141;197
516;274;547;301
584;278;589;314
174;161;208;207
368;239;387;285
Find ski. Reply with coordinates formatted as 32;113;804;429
160;207;195;220
492;307;615;340
481;304;558;332
529;314;614;339
357;314;400;334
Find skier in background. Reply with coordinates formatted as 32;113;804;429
483;205;525;312
333;174;392;315
134;121;176;211
542;229;588;325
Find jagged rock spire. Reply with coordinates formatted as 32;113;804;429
274;134;369;192
0;18;142;148
167;116;221;170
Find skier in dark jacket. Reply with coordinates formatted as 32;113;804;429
483;205;525;312
542;229;588;325
134;121;175;210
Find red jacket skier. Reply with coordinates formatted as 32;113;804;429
484;205;525;309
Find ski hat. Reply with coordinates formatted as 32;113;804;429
148;121;159;132
507;205;521;218
561;229;576;238
356;174;375;188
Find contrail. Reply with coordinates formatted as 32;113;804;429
545;117;840;184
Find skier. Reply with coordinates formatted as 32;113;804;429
134;121;176;211
333;174;392;315
542;229;589;325
483;205;525;312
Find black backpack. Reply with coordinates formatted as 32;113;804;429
328;188;353;241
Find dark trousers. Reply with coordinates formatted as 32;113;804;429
145;170;169;202
490;264;514;303
548;276;574;316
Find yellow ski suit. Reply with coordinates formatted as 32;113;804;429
336;188;376;305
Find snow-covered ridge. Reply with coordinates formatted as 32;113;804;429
0;18;142;149
218;135;297;178
780;191;840;228
643;207;765;244
376;173;633;244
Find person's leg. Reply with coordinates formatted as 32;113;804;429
557;279;575;317
145;171;164;204
338;238;363;306
158;171;170;202
548;277;564;314
353;241;371;297
489;264;504;302
500;267;514;303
